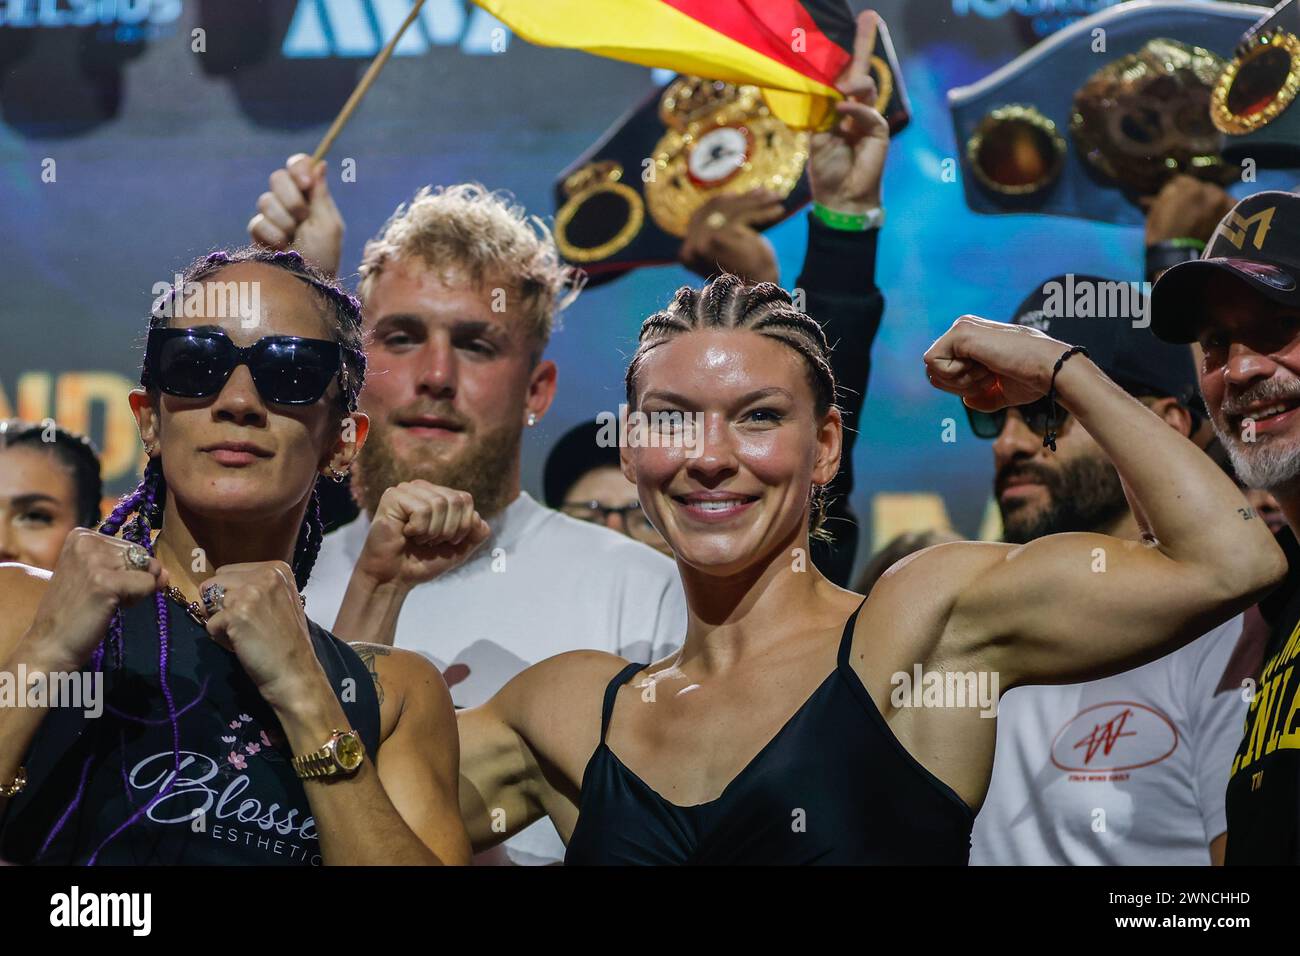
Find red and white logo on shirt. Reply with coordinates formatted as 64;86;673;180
1050;701;1179;780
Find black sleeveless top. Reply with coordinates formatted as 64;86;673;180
564;600;975;865
0;592;380;866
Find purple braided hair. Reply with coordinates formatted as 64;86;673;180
39;246;361;864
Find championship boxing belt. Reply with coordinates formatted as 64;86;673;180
1214;0;1300;168
948;0;1268;226
553;21;909;286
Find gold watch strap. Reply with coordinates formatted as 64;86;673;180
290;729;363;780
0;765;27;798
291;746;338;780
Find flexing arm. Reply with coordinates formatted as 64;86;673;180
923;317;1286;688
457;651;626;852
456;699;547;850
347;644;472;864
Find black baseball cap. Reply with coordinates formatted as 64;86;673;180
543;420;622;509
1151;190;1300;344
1008;274;1199;403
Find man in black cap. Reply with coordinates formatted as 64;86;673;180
969;275;1247;865
1152;190;1300;864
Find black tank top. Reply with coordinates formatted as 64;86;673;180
564;600;975;865
0;592;380;866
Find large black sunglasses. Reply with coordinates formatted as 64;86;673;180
965;396;1069;440
142;328;361;409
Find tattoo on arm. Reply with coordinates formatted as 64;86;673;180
351;642;391;707
1238;507;1259;521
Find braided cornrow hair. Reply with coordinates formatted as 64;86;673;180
625;274;839;542
39;248;366;864
146;246;366;592
0;419;104;528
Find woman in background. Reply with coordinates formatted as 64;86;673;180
0;419;103;570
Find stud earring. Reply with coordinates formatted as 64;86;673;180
527;412;538;427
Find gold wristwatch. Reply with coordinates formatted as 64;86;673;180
291;729;365;780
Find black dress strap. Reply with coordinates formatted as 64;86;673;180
599;662;645;742
837;596;871;669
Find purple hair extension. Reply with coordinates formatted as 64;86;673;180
86;587;179;866
36;463;170;862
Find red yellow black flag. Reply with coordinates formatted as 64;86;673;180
471;0;856;129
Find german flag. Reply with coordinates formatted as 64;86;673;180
471;0;856;129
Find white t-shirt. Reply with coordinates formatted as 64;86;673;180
305;491;687;865
970;616;1245;866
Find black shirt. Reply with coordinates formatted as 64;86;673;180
564;599;974;865
1225;525;1300;864
0;592;380;865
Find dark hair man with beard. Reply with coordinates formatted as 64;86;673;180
967;276;1248;866
1152;190;1300;864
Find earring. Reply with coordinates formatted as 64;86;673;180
527;412;538;427
327;466;349;483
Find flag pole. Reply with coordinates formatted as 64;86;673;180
312;0;429;162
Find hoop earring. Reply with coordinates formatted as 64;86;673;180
327;466;349;483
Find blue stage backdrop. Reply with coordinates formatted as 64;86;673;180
0;0;1277;581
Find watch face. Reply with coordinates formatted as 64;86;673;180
686;126;750;186
335;732;364;772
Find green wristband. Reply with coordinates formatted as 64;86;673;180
811;202;875;232
1167;237;1207;251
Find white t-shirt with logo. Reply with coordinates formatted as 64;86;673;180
306;491;687;865
970;616;1245;866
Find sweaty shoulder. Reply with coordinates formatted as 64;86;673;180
494;649;633;735
0;563;51;660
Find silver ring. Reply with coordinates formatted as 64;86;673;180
201;583;225;616
124;544;151;571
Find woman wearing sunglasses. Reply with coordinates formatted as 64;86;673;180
450;284;1284;865
0;248;472;865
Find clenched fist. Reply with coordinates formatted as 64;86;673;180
22;529;168;673
248;153;345;277
924;315;1082;411
355;481;492;591
199;560;325;712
